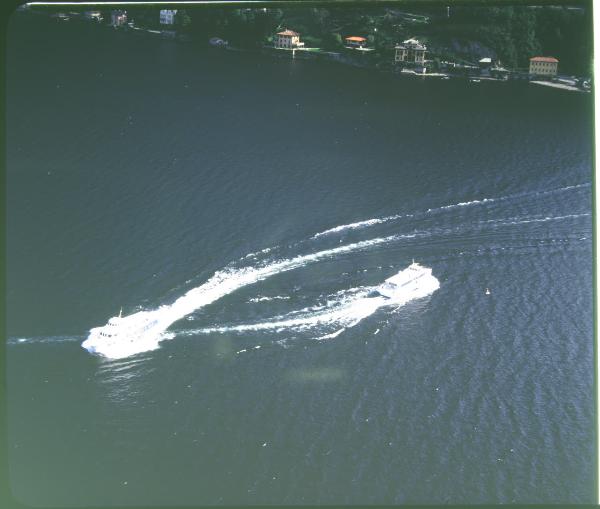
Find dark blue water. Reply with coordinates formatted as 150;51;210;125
6;12;594;505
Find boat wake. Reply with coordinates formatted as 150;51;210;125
81;233;418;359
310;183;591;239
7;335;83;346
180;264;439;340
73;182;589;360
186;293;386;336
311;216;408;239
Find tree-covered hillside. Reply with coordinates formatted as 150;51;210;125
423;5;592;73
64;3;592;76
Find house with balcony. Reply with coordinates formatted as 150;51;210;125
395;38;427;65
274;29;304;49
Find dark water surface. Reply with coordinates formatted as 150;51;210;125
6;13;594;505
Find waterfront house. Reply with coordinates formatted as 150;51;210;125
159;9;178;25
83;11;103;22
529;56;559;77
345;36;367;48
111;10;127;27
274;29;304;49
395;38;426;65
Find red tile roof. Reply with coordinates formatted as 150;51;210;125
530;56;559;63
345;36;366;42
277;30;299;37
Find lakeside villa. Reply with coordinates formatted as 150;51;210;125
160;10;178;25
345;36;367;48
274;29;304;49
529;56;559;76
395;38;427;65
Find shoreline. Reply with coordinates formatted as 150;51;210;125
22;9;592;94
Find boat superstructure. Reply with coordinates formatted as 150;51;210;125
82;309;168;358
376;262;439;301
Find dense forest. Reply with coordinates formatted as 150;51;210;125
428;5;593;73
75;3;593;76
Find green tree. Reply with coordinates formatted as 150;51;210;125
324;32;343;49
511;7;541;67
176;10;192;31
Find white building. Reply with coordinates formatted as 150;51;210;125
529;56;559;76
159;10;178;25
274;29;304;49
395;38;427;65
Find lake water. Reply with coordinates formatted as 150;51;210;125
6;12;595;505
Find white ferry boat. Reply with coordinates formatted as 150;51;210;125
82;308;167;358
376;262;440;301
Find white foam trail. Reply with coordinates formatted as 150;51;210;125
8;335;83;345
310;183;591;238
247;295;291;303
82;233;413;359
483;213;590;227
191;296;387;335
317;328;347;340
254;286;376;319
185;269;439;338
430;198;495;212
556;183;591;192
311;216;405;239
429;184;591;214
243;246;277;259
